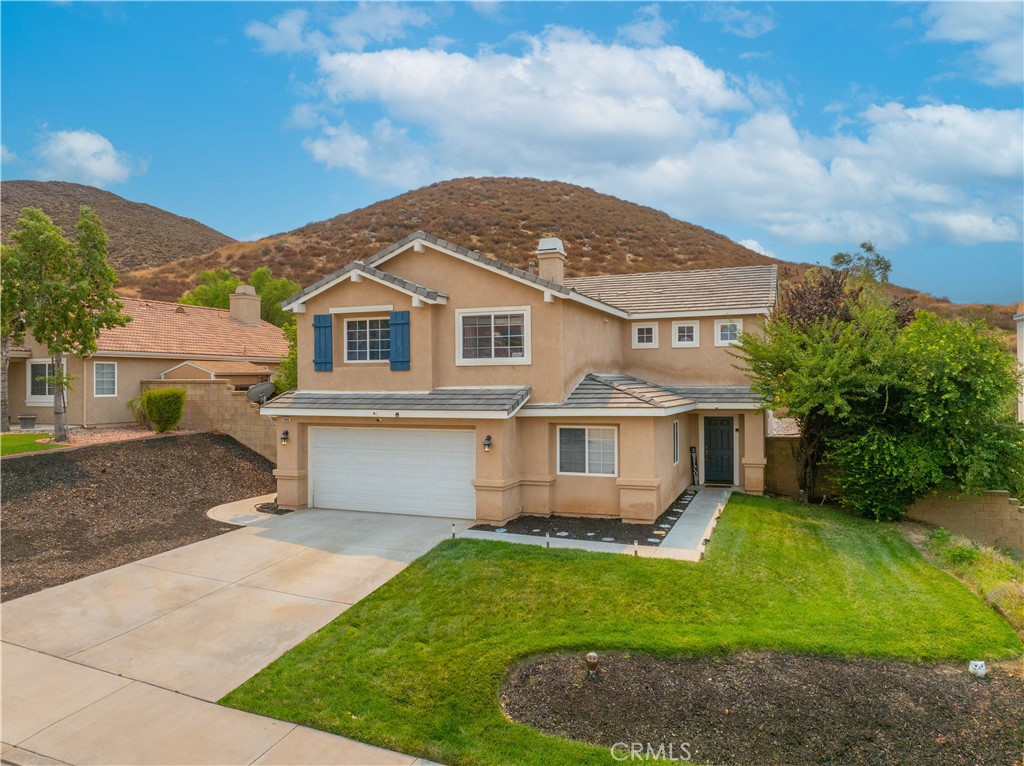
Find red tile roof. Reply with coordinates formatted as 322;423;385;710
95;298;287;360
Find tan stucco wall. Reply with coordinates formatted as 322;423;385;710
622;316;764;387
295;244;762;402
298;244;573;402
274;410;764;523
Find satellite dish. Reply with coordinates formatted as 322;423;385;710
247;381;276;405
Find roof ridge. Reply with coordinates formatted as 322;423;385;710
589;373;665;407
565;263;778;282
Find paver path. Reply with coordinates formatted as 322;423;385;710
2;503;467;765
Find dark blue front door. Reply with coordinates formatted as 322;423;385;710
705;417;734;484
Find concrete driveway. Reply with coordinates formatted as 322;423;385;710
2;501;470;765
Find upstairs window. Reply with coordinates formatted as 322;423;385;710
457;307;530;365
346;318;391;362
672;321;699;348
715;319;743;346
632;322;659;349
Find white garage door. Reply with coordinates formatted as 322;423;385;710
309;427;477;518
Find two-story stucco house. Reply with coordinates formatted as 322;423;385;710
264;231;777;524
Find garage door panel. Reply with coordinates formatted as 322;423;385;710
310;427;476;519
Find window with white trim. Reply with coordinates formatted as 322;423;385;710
715;318;743;346
456;307;530;365
632;322;658;349
346;318;390;362
94;362;117;397
26;358;64;406
671;321;699;348
673;420;680;464
557;426;617;476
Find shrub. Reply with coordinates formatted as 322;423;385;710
126;396;150;429
141;388;186;433
943;543;981;566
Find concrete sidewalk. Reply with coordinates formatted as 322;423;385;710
2;501;467;765
458;486;733;561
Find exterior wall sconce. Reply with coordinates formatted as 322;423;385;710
483;434;492;452
280;429;289;445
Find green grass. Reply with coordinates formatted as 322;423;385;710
924;527;1024;634
0;433;62;456
221;495;1023;765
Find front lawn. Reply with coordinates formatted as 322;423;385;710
0;432;62;456
221;495;1023;765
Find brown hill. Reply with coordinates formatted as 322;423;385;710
119;176;1015;331
1;180;235;274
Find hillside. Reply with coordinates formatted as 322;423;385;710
1;180;235;274
76;176;1017;331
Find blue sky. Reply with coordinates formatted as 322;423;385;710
2;2;1022;304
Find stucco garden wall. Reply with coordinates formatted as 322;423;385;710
140;379;276;463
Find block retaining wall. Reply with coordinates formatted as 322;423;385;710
141;379;276;463
766;436;1023;555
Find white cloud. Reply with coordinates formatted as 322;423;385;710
617;4;672;47
251;14;1021;250
738;239;774;257
33;129;142;187
924;2;1023;85
246;4;432;54
701;5;777;39
1;144;17;164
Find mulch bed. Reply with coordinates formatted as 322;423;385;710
471;487;699;546
503;651;1024;765
0;433;276;601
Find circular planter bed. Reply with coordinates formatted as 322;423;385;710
502;651;1024;765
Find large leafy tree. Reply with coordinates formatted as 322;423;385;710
1;245;28;432
273;320;297;393
738;290;1024;520
179;266;299;327
6;207;130;441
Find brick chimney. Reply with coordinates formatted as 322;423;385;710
230;284;262;327
536;237;566;284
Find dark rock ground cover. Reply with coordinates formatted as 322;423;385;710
472;487;699;546
503;651;1024;765
1;433;276;601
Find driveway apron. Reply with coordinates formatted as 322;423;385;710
2;505;468;765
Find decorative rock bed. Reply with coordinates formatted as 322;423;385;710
472;487;699;546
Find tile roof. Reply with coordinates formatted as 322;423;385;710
563;265;778;314
264;387;531;416
359;263;446;301
527;374;695;410
95;298;288;359
666;386;763;405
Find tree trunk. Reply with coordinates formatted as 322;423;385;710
52;351;69;442
1;336;10;432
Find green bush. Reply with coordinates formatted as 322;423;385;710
141;388;186;433
943;543;981;567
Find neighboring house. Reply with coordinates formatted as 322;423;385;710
264;231;777;524
8;286;287;427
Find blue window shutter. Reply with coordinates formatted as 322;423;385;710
312;314;333;371
390;311;410;371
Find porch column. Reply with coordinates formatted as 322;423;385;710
741;411;767;495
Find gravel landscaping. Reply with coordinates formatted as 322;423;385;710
471;487;698;546
0;432;276;601
503;651;1024;765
